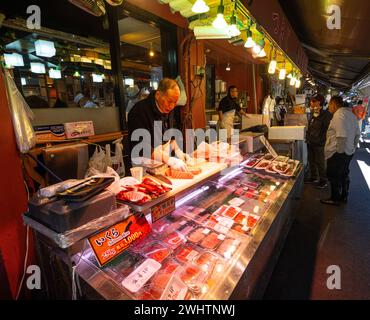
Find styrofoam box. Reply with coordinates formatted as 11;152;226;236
268;126;306;140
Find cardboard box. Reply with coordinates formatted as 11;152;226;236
239;132;264;154
34;124;66;142
268;126;306;141
64;121;95;139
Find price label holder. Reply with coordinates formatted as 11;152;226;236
88;214;151;267
151;196;176;222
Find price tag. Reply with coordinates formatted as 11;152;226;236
160;274;188;300
151;196;176;222
202;228;211;235
217;234;226;241
88;214;151;267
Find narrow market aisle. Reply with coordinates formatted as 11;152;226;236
264;141;370;300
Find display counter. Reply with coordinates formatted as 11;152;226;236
24;152;303;300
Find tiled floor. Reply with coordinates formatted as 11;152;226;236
264;140;370;300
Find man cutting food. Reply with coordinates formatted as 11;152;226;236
128;78;191;171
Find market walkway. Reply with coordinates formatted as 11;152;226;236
264;139;370;300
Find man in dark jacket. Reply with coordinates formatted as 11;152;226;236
305;94;332;188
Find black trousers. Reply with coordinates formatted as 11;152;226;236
327;153;353;201
307;144;327;182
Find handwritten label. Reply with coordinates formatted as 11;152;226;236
151;197;176;222
122;259;161;293
160;275;188;300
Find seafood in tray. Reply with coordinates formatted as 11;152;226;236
187;227;209;244
162;231;187;250
165;166;202;179
116;177;171;205
217;238;241;259
192;251;219;272
175;245;200;264
255;160;272;170
280;160;300;177
200;232;224;250
244;154;264;168
141;242;173;263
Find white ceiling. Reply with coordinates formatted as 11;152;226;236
118;17;161;52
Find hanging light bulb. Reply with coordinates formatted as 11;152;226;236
73;70;81;77
213;1;227;29
149;42;155;57
268;49;277;74
290;76;296;86
253;38;265;55
257;48;266;58
228;14;240;37
244;28;255;48
226;62;231;71
279;61;286;80
192;0;209;14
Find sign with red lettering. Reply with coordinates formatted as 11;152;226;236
88;214;151;266
151;196;176;222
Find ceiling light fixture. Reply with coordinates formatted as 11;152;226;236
253;38;265;55
192;0;209;14
226;62;231;71
3;53;24;67
149;42;155;57
244;28;255;48
212;0;227;29
30;62;46;74
268;49;277;74
228;11;240;37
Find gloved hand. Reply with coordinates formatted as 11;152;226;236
167;157;188;171
184;154;195;166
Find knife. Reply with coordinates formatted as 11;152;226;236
146;172;173;185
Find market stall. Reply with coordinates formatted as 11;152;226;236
24;141;303;300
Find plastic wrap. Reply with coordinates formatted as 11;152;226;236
23;204;131;249
3;68;36;153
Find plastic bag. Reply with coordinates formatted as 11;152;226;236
87;146;107;174
111;137;125;176
176;75;187;106
3;68;36;153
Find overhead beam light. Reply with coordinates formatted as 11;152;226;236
212;1;227;29
49;68;62;79
4;53;24;67
30;62;46;74
191;0;209;14
35;39;56;58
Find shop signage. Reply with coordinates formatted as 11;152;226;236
244;0;309;74
88;214;151;266
151;196;176;222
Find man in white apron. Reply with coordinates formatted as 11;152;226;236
218;86;249;138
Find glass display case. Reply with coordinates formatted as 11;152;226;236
74;159;304;300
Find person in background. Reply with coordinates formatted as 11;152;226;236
321;97;360;205
126;86;150;116
24;94;49;108
53;97;67;108
274;97;287;126
352;99;366;134
305;94;332;188
218;85;249;138
74;92;98;108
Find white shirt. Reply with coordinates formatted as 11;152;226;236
325;107;360;159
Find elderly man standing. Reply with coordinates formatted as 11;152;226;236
321;96;361;206
128;78;190;171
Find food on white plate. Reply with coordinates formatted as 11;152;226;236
116;177;171;205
